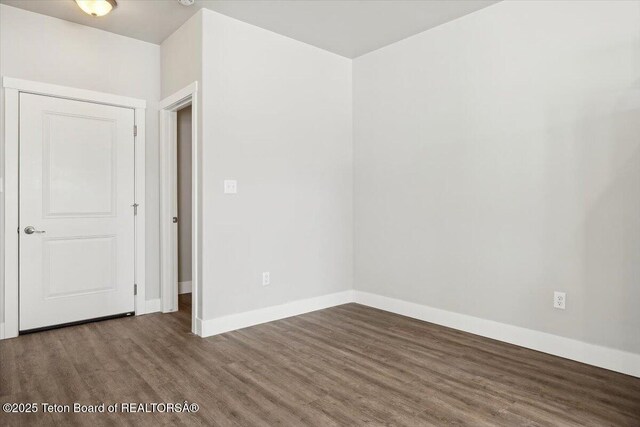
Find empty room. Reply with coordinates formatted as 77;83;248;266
0;0;639;425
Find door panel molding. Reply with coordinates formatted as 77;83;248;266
43;234;117;300
2;77;147;339
42;111;117;218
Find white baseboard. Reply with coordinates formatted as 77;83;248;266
194;316;203;336
143;298;162;314
200;290;354;337
192;288;639;378
0;322;4;340
179;281;192;294
353;291;640;378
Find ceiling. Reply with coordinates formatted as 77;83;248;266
0;0;499;58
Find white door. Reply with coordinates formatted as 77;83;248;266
19;93;136;331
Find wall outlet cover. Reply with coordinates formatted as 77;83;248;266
554;291;566;310
262;272;270;286
224;179;237;194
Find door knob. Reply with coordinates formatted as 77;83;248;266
24;226;46;234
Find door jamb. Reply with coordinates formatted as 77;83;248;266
1;77;147;339
159;82;200;336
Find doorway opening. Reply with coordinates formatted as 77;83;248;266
159;82;200;336
176;105;193;328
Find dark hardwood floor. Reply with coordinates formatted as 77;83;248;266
1;294;639;426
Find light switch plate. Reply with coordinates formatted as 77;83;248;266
224;179;237;194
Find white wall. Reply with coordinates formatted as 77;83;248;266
160;11;202;100
5;1;636;363
0;5;162;323
354;0;640;354
199;10;353;319
161;10;203;317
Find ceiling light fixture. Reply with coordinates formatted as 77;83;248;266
75;0;117;17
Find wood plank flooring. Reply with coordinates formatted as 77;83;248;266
1;294;639;426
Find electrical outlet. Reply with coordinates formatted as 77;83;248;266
554;291;566;310
262;272;270;286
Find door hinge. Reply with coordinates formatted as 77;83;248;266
134;284;138;295
133;125;138;137
132;203;139;215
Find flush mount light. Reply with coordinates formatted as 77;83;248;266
75;0;117;17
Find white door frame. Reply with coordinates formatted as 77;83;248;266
159;82;200;336
1;77;147;339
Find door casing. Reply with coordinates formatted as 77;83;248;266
159;82;200;336
1;77;147;339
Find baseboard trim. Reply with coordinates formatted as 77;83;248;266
0;322;4;340
179;281;192;294
194;316;203;336
353;291;640;378
143;299;162;314
194;289;639;377
200;290;354;337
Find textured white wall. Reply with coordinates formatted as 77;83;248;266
160;11;203;316
3;1;638;359
199;10;353;319
354;0;640;353
160;11;202;100
0;5;162;326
